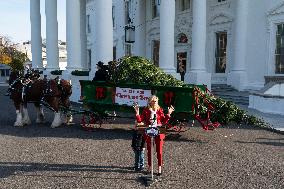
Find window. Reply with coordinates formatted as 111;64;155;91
1;69;5;76
125;44;132;56
87;15;91;33
180;0;190;11
113;46;116;60
125;1;131;24
88;49;91;70
5;69;10;76
112;6;115;28
218;0;226;2
152;40;160;66
152;0;160;19
215;32;227;73
177;52;187;73
275;24;284;74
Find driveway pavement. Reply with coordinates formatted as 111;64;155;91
0;86;283;189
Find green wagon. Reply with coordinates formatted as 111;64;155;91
79;80;220;132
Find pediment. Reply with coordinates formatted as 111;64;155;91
209;13;233;25
268;2;284;16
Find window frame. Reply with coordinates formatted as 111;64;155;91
87;15;91;33
179;0;191;12
215;32;227;73
152;0;160;19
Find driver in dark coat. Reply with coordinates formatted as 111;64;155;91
92;61;107;81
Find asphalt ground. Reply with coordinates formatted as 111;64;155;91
0;86;283;189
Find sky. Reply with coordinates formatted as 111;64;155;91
0;0;66;44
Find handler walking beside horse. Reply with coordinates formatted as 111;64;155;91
133;95;174;176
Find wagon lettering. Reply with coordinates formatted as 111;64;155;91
115;87;151;106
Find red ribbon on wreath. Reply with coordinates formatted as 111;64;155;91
96;87;106;99
163;91;175;106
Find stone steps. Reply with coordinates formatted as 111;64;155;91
211;84;249;106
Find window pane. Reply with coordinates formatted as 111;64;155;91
275;24;284;74
125;44;131;56
152;40;160;66
181;0;190;11
112;6;115;28
215;32;227;73
87;15;91;33
152;0;160;18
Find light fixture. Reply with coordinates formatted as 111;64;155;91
125;25;135;43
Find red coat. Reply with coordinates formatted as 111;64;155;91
136;108;170;126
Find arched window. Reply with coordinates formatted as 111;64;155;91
177;33;188;43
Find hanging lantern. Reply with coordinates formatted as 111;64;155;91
125;25;135;43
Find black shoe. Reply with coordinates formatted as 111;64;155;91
143;169;151;175
157;172;162;176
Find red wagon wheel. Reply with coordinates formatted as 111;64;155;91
81;112;103;131
192;86;220;131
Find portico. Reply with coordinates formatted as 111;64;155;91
29;0;113;77
29;0;213;89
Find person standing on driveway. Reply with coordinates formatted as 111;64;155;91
131;128;146;171
133;95;174;176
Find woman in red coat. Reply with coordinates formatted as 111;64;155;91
134;95;174;175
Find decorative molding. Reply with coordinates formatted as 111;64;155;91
210;0;230;8
176;14;191;34
267;1;284;16
86;0;94;5
209;13;233;25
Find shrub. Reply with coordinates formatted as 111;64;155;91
107;56;269;128
71;70;89;76
50;70;62;75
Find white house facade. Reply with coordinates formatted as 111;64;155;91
30;0;284;93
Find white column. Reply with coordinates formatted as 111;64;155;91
66;0;83;71
80;0;87;70
159;0;176;73
227;0;248;90
45;0;59;70
187;0;211;89
30;0;42;69
92;0;113;76
114;3;125;59
133;0;146;57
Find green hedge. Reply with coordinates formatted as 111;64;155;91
71;70;89;76
50;70;62;75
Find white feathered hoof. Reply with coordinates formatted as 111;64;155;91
14;121;24;127
22;107;31;125
22;117;31;125
66;114;73;125
51;112;63;128
36;107;45;124
14;110;24;127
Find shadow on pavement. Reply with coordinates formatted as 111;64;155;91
0;162;136;179
235;140;284;147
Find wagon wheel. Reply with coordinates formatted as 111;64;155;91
192;87;220;130
166;118;194;134
81;112;103;131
